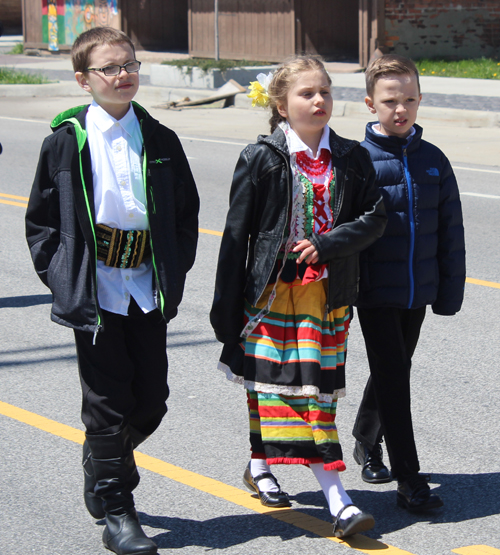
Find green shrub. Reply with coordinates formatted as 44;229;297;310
8;43;24;55
0;68;49;84
414;58;500;79
161;58;273;74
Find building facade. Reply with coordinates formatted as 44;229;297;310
20;0;500;63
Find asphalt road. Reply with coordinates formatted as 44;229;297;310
0;100;499;555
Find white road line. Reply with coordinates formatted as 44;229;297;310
0;115;49;124
179;135;247;147
0;118;249;146
454;166;500;175
461;192;500;199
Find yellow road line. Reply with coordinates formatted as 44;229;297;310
0;192;30;201
0;399;415;555
465;277;500;290
199;227;223;237
0;199;28;207
453;547;500;555
0;193;29;207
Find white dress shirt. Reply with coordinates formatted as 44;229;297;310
86;101;155;316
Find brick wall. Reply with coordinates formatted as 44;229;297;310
384;0;500;59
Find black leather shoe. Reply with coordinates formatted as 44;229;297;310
82;440;105;519
332;504;375;538
353;440;392;484
397;474;443;512
103;511;157;555
243;463;291;508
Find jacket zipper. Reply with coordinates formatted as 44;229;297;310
252;152;291;305
402;146;415;308
141;123;164;315
75;128;102;343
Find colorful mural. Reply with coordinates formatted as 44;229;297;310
95;0;118;27
42;0;65;50
42;0;119;47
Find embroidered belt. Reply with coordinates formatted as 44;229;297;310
96;224;151;269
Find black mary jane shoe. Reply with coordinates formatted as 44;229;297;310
332;504;375;538
397;474;443;513
243;464;291;508
353;440;392;484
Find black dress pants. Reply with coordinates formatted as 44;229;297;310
74;298;169;437
352;306;426;480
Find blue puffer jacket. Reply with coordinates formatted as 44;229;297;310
356;122;465;315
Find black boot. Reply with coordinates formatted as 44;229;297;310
102;510;157;555
83;426;149;520
397;473;443;512
86;428;157;555
129;426;150;451
83;439;105;519
353;440;392;484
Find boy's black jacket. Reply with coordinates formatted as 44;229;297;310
210;126;387;345
357;122;465;314
25;102;199;332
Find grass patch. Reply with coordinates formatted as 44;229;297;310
161;57;273;74
0;67;50;84
415;57;500;79
8;43;24;55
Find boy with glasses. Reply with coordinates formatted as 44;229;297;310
26;27;199;555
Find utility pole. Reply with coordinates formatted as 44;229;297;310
214;0;219;60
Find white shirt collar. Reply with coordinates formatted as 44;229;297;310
88;101;136;136
283;123;331;158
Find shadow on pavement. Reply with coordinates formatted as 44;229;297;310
142;511;316;549
0;294;52;308
134;471;500;546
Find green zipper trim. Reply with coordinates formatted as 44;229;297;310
67;116;101;330
140;118;165;314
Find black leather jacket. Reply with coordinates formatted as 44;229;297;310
210;126;387;344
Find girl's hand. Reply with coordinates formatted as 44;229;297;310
292;239;319;264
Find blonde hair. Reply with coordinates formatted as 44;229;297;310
268;56;332;133
365;54;420;98
71;27;136;73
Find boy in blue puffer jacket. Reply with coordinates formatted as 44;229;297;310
352;54;465;512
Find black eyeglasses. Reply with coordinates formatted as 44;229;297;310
85;61;141;76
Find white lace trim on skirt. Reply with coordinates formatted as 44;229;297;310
217;361;345;402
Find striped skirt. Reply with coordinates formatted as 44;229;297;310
219;277;350;468
247;390;346;470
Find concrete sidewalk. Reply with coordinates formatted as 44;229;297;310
1;36;500;128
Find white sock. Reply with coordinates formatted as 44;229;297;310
250;459;279;493
310;463;361;519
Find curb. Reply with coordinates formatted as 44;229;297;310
1;81;499;128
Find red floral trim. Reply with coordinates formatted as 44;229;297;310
267;457;325;466
265;457;346;472
324;461;346;472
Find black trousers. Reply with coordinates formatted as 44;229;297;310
74;298;169;437
352;306;426;480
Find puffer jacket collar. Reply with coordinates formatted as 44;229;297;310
364;122;423;155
